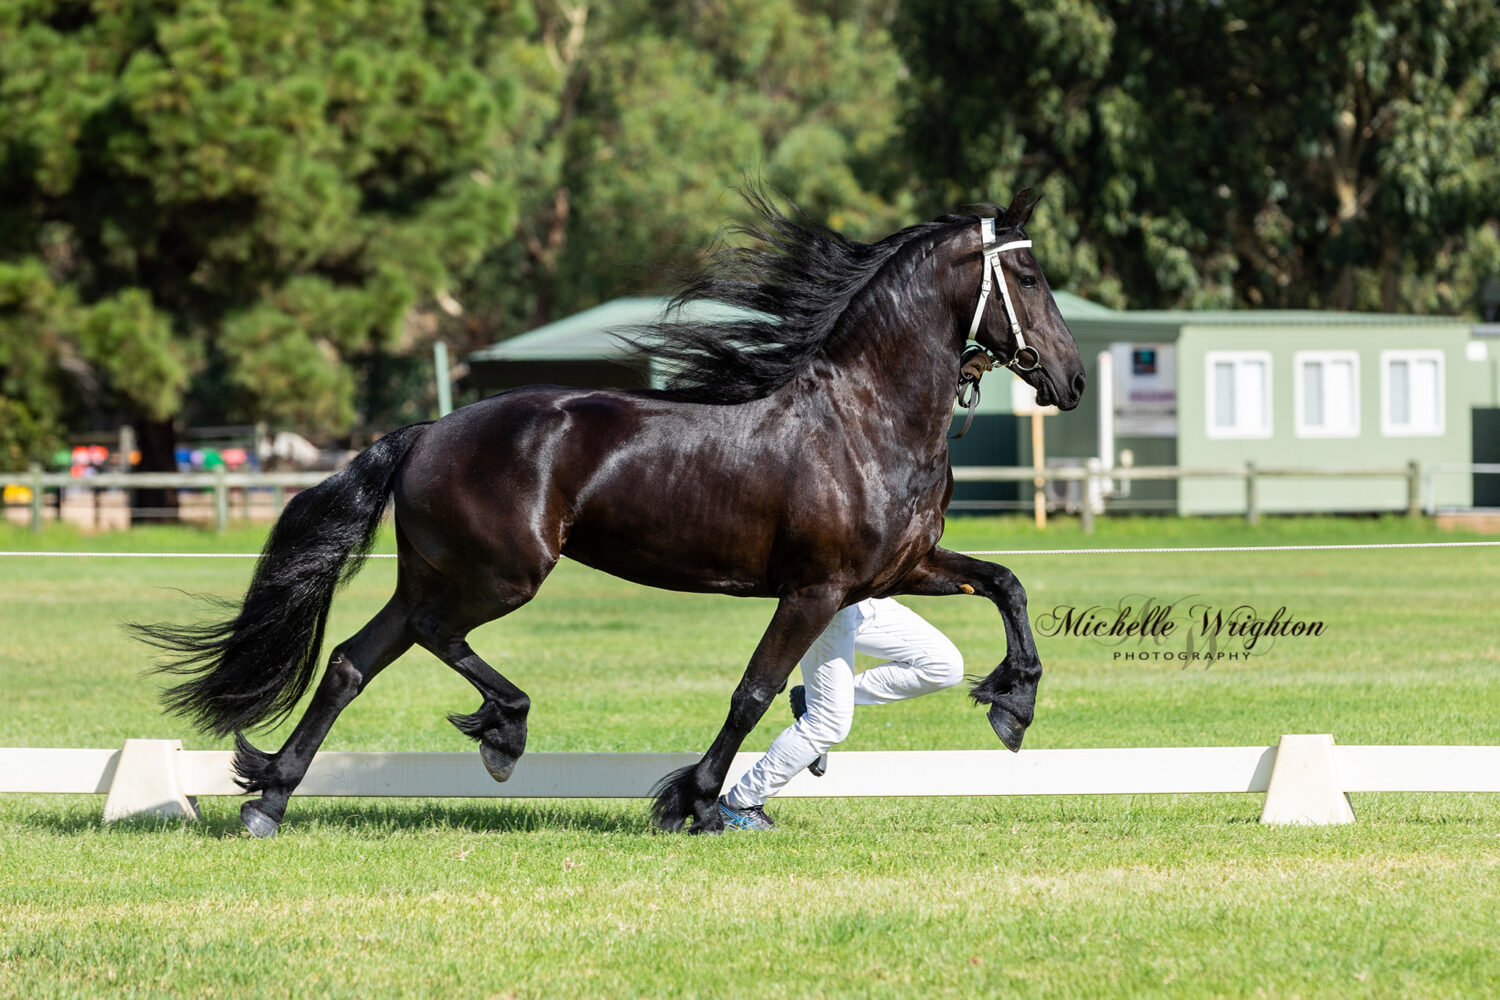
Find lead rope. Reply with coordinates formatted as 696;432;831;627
948;345;996;439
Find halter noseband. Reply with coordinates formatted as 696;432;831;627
966;217;1040;373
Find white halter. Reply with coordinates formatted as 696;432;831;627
966;218;1038;371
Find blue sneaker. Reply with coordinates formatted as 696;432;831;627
717;797;775;830
789;685;828;777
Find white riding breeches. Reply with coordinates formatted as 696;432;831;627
724;597;964;809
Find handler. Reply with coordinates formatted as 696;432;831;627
717;598;964;830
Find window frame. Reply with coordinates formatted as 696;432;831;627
1293;350;1361;439
1204;350;1273;440
1379;349;1445;437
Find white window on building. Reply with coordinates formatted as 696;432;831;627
1294;351;1359;438
1205;351;1272;438
1381;350;1444;436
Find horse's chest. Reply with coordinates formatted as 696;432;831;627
894;498;945;558
836;461;943;562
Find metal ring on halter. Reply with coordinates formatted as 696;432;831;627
1009;345;1040;372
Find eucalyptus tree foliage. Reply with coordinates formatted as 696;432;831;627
459;0;910;341
897;0;1500;313
0;0;526;465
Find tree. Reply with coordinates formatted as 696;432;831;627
452;0;912;359
0;0;529;471
896;0;1500;313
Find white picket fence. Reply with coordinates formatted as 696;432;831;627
3;736;1498;827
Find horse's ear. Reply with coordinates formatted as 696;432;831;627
1000;189;1040;230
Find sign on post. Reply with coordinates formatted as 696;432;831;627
1109;342;1177;436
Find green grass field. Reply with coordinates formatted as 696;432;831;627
2;515;1498;998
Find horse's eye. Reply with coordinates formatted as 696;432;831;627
1019;274;1038;288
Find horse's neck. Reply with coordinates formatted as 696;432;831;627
811;282;960;446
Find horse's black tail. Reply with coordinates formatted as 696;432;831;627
129;423;430;737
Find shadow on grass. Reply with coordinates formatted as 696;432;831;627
9;791;1495;840
7;797;658;839
282;798;657;837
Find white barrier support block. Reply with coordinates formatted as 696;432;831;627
1259;734;1355;826
102;739;200;823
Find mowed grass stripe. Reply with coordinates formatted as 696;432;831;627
2;522;1498;750
4;799;1498;998
2;516;1498;998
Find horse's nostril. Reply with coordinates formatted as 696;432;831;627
1072;372;1087;397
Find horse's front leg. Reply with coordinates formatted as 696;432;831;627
891;546;1041;751
651;587;842;833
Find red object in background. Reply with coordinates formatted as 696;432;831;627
222;448;248;468
69;445;112;468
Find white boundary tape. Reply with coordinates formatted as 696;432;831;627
0;551;318;559
965;541;1500;555
4;738;1498;827
4;541;1500;559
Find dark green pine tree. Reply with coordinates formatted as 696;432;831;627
458;0;913;345
0;0;530;471
896;0;1500;314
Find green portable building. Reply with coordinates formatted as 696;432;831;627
468;296;1493;514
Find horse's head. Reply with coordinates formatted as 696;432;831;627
961;191;1086;411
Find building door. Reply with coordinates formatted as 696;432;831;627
1474;409;1500;507
947;414;1021;512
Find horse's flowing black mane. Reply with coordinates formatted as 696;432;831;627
634;191;1012;404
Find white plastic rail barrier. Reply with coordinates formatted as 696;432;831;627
3;736;1498;827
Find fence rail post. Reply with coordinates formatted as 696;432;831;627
28;462;44;534
1082;457;1100;534
1031;411;1046;529
1406;460;1421;518
1245;461;1260;525
213;465;229;532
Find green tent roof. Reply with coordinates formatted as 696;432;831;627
1051;291;1115;317
1074;308;1468;328
470;292;1471;367
470;292;1120;363
469;298;767;363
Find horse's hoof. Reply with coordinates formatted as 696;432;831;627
241;801;279;839
987;703;1027;752
689;812;725;835
480;743;517;782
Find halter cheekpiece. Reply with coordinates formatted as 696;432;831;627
949;217;1040;439
966;217;1039;373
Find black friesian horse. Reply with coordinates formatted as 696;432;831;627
133;191;1086;836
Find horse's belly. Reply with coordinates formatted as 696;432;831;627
562;516;774;597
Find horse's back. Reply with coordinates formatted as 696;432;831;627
392;386;789;595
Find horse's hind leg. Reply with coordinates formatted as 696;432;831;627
422;634;531;782
396;499;558;782
408;588;543;783
235;599;413;837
